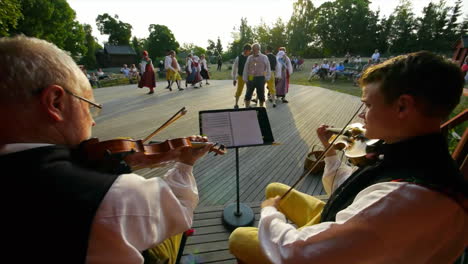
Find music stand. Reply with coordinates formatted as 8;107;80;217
199;107;274;230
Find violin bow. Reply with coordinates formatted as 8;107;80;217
142;107;187;144
280;103;365;200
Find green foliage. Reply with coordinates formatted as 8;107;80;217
287;0;315;55
146;24;179;58
226;18;255;59
79;24;98;69
96;13;132;45
131;36;145;62
180;43;206;56
10;0;86;57
0;0;22;36
216;37;223;55
206;39;216;56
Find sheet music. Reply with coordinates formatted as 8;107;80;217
201;112;233;147
201;110;264;147
230;111;263;146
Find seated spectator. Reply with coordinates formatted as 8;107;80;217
130;64;139;78
328;62;337;81
371;49;381;62
89;72;101;88
308;63;320;81
332;62;346;82
120;64;130;77
353;59;373;86
97;68;108;80
318;60;330;79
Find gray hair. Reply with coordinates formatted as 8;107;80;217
0;35;90;102
252;43;261;50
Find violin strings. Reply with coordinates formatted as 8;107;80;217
280;103;364;200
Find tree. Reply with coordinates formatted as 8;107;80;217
386;0;418;54
180;43;206;56
145;24;179;58
227;18;254;59
131;36;146;60
206;39;216;56
79;24;99;69
10;0;86;57
0;0;22;36
216;37;223;55
96;13;132;45
287;0;315;55
254;20;271;50
269;18;288;51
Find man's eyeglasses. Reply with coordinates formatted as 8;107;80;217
65;89;102;117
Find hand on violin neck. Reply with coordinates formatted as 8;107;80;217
176;135;212;166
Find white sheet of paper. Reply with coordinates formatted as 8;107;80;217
229;110;263;146
201;112;233;147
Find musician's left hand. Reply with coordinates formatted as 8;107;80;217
178;135;212;166
261;195;281;209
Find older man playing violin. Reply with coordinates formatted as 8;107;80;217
0;36;212;264
229;51;467;263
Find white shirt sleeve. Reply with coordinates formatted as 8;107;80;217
242;56;252;82
86;162;198;264
187;59;192;74
164;56;171;70
321;155;355;195
232;57;239;81
258;182;468;264
286;57;293;75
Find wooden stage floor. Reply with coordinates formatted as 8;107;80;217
92;80;361;262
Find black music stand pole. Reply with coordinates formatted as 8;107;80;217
222;147;254;230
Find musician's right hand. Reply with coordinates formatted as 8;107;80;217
316;125;334;148
317;125;337;157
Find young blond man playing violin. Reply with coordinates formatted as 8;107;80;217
229;51;467;263
0;36;212;264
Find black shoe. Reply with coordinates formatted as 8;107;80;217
234;104;239;109
251;99;258;103
165;86;170;89
178;88;184;91
206;82;210;85
282;98;289;103
147;90;154;94
169;87;172;91
273;103;276;108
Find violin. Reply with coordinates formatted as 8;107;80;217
327;123;383;167
72;107;226;173
74;137;226;173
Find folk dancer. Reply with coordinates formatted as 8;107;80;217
231;44;252;109
275;49;293;103
242;43;271;108
138;50;156;94
200;54;210;85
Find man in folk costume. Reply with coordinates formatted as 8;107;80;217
231;44;252;109
199;54;210;85
164;50;172;89
242;43;271;108
138;50;156;94
275;48;293;103
0;36;214;264
229;51;467;264
167;50;183;91
265;46;280;108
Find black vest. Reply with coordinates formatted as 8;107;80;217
238;54;248;76
1;145;119;263
320;133;466;222
267;53;277;71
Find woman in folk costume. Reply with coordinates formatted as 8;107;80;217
186;55;202;88
138;50;156;94
275;49;293;103
199;54;210;85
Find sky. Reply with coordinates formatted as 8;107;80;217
67;0;468;49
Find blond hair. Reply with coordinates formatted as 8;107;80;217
0;35;90;102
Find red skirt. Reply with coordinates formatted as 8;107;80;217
138;64;156;89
